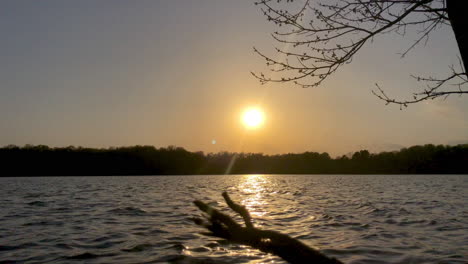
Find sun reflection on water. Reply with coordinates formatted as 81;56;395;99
238;174;271;217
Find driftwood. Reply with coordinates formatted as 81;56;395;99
193;192;343;264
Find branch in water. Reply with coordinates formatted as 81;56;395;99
193;192;344;264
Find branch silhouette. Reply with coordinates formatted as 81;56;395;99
193;192;343;264
252;0;468;106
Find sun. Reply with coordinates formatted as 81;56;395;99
242;107;264;129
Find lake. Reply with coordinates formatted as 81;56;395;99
0;175;466;264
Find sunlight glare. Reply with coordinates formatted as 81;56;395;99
238;174;269;217
242;108;264;129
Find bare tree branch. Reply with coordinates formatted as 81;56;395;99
193;192;344;264
252;0;467;106
372;65;468;108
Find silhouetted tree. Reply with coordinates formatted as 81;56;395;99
253;0;467;107
1;144;467;175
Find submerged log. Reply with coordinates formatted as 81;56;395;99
193;192;343;264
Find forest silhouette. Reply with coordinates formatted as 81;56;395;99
1;144;467;176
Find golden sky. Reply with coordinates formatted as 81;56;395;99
0;1;467;156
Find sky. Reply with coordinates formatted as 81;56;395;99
1;0;467;156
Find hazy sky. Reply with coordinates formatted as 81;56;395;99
1;0;467;156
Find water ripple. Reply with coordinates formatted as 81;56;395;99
0;175;466;264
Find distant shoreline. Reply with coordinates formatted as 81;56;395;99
1;144;467;176
2;174;468;177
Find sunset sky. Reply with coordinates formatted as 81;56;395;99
1;0;467;156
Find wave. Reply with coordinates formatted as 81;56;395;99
108;207;147;216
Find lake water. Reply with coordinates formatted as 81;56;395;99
0;175;466;264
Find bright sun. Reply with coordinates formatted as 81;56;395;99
242;108;264;129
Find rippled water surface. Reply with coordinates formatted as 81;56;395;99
0;175;467;264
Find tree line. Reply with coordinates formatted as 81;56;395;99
1;144;467;176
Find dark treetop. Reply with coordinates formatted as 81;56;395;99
1;144;467;176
